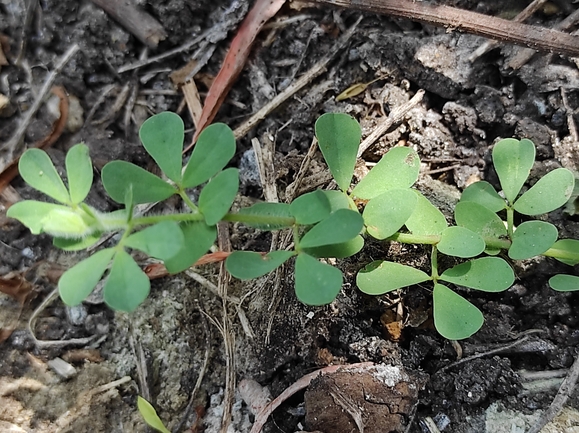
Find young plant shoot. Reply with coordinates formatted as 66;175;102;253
8;112;579;340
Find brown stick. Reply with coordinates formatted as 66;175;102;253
90;0;166;48
311;0;579;58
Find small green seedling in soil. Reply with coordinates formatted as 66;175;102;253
137;396;171;433
8;112;362;312
8;111;579;340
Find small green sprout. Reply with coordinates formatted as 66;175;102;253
137;396;171;433
7;111;579;340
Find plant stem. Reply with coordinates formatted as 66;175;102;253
543;246;579;263
179;190;198;212
431;245;439;282
506;207;514;239
387;232;440;245
132;211;296;228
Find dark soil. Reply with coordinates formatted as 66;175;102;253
2;1;579;432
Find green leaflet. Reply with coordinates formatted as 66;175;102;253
492;138;535;204
352;147;420;200
183;123;236;188
59;248;115;306
198;168;239;225
226;251;295;280
19;148;70;204
102;161;176;204
315;113;361;191
294;253;343;305
65;143;93;204
433;284;484;340
357;261;430;295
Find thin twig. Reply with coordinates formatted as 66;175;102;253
232;16;363;140
468;0;548;62
437;335;531;373
312;0;579;58
216;222;235;433
527;349;579;433
507;7;579;70
0;85;69;194
357;89;425;157
4;44;79;159
28;289;97;349
561;88;579;144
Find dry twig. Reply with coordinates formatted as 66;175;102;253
90;0;166;48
527;349;579;433
232;16;362;141
0;85;69;194
2;44;79;162
507;7;579;70
312;0;579;58
357;89;425;157
468;0;548;62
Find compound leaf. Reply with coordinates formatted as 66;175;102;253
103;250;150;312
164;221;217;273
137;396;171;433
299;209;363;248
19;148;70;204
290;190;331;225
492;138;535;203
433;283;484;340
226;250;295;280
405;190;447;235
459;181;506;212
514;168;575;215
357;261;430;295
125;221;184;261
509;220;558;260
437;226;485;258
548;239;579;266
549;274;579;292
58;248;115;306
198;168;239;225
363;188;417;240
183;123;236;188
295;253;342;305
238;202;294;230
102;161;176;204
440;257;514;292
352;147;420;199
315;113;361;191
66;143;93;204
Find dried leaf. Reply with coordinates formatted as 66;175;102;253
187;0;286;150
0;271;34;304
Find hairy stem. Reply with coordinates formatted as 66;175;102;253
431;245;439;281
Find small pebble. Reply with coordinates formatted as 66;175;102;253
21;247;35;259
66;304;88;326
48;357;77;379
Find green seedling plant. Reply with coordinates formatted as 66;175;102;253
8;111;579;340
137;396;171;433
7;112;363;312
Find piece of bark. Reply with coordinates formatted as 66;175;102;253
311;0;579;58
90;0;166;49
